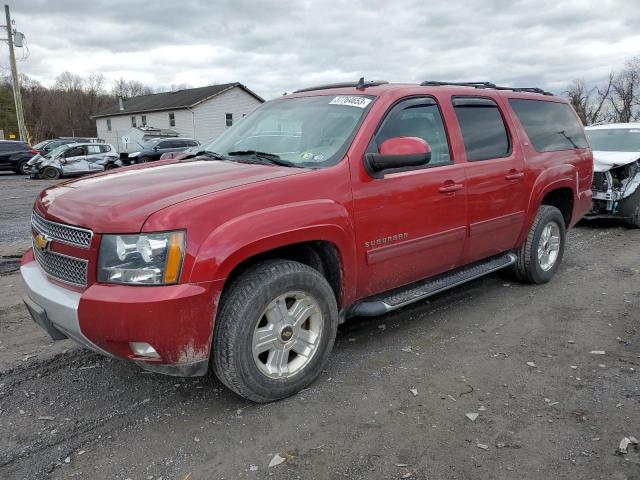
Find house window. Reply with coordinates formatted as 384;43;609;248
169;113;175;127
141;115;147;127
226;113;233;127
131;116;136;127
106;119;112;132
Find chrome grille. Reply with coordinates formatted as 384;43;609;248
31;212;93;248
32;240;88;286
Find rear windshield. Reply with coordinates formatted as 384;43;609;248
508;99;588;152
585;128;640;152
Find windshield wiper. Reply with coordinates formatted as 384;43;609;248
195;150;228;160
227;150;298;168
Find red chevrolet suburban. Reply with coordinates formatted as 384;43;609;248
21;80;593;402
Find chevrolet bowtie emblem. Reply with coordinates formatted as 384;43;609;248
34;233;51;252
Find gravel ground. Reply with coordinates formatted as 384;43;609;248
0;173;639;480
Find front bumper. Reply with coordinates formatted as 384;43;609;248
21;253;221;377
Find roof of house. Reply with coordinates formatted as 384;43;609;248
92;82;264;118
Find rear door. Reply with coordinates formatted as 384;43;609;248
352;96;467;297
451;96;527;263
0;143;13;168
85;144;105;171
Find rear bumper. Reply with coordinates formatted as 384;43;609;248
21;254;222;377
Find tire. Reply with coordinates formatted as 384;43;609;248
513;205;566;284
620;187;640;228
104;163;117;170
212;260;338;402
137;156;151;164
41;167;61;180
16;161;28;175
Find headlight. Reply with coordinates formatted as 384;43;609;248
98;231;186;285
128;152;140;158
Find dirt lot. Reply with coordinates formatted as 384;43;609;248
0;172;639;480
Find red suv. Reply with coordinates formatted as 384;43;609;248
21;80;593;402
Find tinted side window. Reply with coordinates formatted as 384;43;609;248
376;99;451;165
509;99;588;151
157;141;172;149
453;97;510;161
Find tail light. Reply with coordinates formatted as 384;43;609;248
31;149;39;154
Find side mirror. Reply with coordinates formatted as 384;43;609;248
364;137;432;178
153;146;159;151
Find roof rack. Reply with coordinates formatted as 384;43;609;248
293;77;389;94
420;81;553;96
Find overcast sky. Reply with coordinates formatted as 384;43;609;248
6;0;640;99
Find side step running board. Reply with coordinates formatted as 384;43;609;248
349;253;517;317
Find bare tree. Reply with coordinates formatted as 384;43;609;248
609;56;640;123
565;75;613;125
111;77;154;99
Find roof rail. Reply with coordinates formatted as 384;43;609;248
420;81;553;96
293;77;389;93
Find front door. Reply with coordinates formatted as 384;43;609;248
352;97;467;297
450;96;527;263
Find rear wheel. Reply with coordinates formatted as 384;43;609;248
137;156;151;164
513;205;566;284
620;187;640;228
212;260;338;402
41;167;61;180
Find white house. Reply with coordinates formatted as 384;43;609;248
92;83;264;152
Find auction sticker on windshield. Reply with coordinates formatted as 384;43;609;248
329;96;372;108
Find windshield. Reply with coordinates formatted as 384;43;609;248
202;95;374;168
47;144;70;158
586;128;640;152
142;138;163;149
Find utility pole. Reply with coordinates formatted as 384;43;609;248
5;4;27;141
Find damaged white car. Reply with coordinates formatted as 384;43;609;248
27;143;121;180
585;123;640;227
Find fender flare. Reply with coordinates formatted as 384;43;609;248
518;164;577;244
189;199;357;305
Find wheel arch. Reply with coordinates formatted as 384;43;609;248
517;165;577;245
189;201;358;308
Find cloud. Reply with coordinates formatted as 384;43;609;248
11;0;640;99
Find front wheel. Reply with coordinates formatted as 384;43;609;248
41;166;61;180
212;260;338;402
513;205;566;284
620;187;640;228
137;156;151;164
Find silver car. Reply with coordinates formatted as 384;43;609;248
28;143;121;179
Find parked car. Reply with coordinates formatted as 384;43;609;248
27;143;120;179
127;138;200;163
32;138;94;156
0;140;38;174
21;80;593;402
585;123;640;227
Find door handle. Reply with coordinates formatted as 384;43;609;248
505;171;524;181
438;182;464;194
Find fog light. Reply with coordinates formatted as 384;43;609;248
129;342;160;359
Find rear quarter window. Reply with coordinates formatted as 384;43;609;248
508;99;588;152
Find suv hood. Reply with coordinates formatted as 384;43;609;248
593;150;640;172
36;160;304;232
